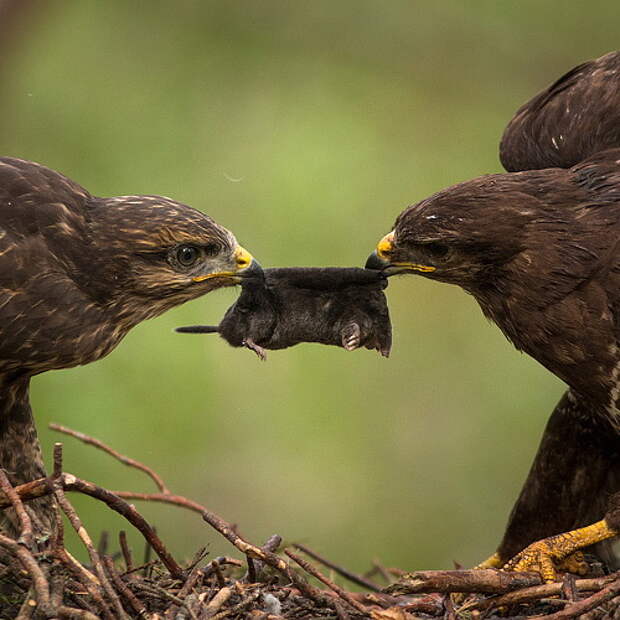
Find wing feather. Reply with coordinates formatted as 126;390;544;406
500;51;620;172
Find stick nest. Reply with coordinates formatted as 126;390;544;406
0;424;618;619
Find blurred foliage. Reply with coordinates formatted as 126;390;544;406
0;1;618;573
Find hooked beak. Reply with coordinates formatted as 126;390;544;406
192;245;264;283
365;232;395;271
231;246;264;280
365;231;436;275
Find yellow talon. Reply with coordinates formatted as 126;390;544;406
505;539;559;583
557;551;589;576
503;519;617;583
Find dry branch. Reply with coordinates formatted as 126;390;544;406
50;423;170;493
285;548;368;614
293;542;382;592
386;568;542;594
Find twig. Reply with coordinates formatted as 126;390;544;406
530;574;620;619
135;581;199;620
202;557;243;578
53;545;113;619
50;423;170;493
334;601;350;620
293;542;382;592
386;568;542;594
97;530;109;556
165;561;204;619
210;588;261;620
120;559;159;577
201;508;331;607
113;490;206;514
118;530;133;573
249;534;283;583
0;476;49;508
56;607;100;619
50;569;65;608
201;509;288;572
53;443;63;478
561;573;577;602
143;532;153;574
187;545;209;570
180;561;204;597
1;479;208;524
463;576;615;611
366;559;393;586
0;469;33;549
204;586;232;615
262;534;282;553
211;558;227;588
443;592;456;620
247;556;257;583
102;555;147;618
16;586;37;619
63;474;184;579
54;482;129;620
0;531;50;615
400;593;444;615
284;548;368;615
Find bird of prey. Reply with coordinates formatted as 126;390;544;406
177;266;392;359
0;156;259;538
366;50;620;581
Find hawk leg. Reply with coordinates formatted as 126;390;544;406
504;518;616;582
475;549;589;575
492;391;620;580
0;377;55;543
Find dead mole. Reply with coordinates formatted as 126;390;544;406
176;267;391;359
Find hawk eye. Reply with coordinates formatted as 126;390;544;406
176;245;201;267
425;242;450;260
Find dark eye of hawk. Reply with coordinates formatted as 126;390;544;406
176;245;201;267
424;242;450;260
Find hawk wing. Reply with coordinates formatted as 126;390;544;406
500;51;620;172
0;158;101;374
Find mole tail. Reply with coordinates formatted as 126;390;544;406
175;325;220;334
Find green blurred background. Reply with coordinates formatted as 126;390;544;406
0;1;618;575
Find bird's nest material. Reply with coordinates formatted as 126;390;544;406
0;428;618;619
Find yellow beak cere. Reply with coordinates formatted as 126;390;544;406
234;246;253;271
376;231;395;260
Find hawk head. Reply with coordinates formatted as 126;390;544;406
0;157;262;372
83;194;261;321
364;158;620;397
365;173;541;294
365;158;618;305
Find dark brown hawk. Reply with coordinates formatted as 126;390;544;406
366;50;620;581
0;156;259;538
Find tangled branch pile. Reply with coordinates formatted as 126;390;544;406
0;425;618;619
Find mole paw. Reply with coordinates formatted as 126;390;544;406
341;323;361;351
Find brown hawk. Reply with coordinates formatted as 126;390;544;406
0;156;259;538
366;51;620;580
